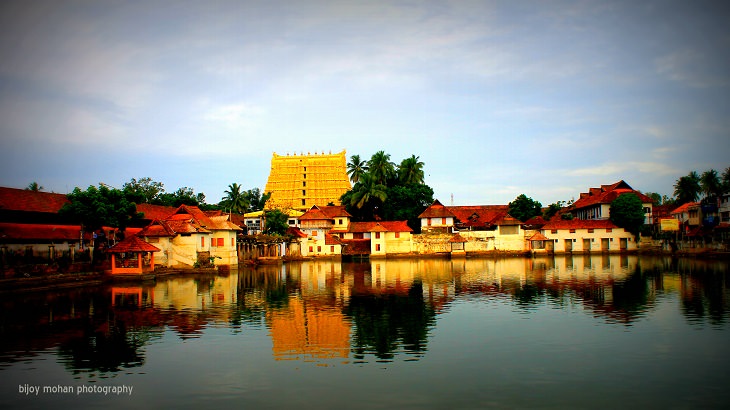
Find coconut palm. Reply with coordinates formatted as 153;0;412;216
26;182;43;191
220;183;249;214
367;151;395;186
350;173;387;210
398;155;425;185
673;172;701;205
347;154;368;184
700;169;722;200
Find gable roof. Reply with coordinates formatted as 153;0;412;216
418;199;456;219
447;205;509;228
136;203;176;221
0;222;89;241
670;202;699;215
299;205;333;221
0;187;70;213
571;180;654;210
106;235;160;253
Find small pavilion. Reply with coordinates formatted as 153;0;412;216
105;235;160;275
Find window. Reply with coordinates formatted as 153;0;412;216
302;199;306;206
231;238;235;247
551;230;558;234
302;190;306;196
395;232;400;238
588;228;594;233
427;218;432;226
201;237;205;247
569;229;576;233
317;246;321;252
376;244;381;251
218;238;224;247
303;174;307;179
606;228;612;233
330;246;335;252
375;232;381;239
304;166;307;172
309;246;313;252
312;230;318;237
303;181;306;187
211;239;216;247
289;219;295;225
442;217;446;225
338;218;343;225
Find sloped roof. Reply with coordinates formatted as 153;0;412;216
209;215;243;231
173;205;216;229
286;226;308;238
299;205;333;221
348;221;412;233
670;202;699;215
449;233;468;243
447;205;509;228
418;199;456;219
325;233;344;245
0;187;70;213
542;219;619;230
320;205;352;218
0;223;89;241
136;203;176;221
528;232;549;241
571;180;654;210
106;235;160;253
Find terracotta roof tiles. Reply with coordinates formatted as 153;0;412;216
106;235;160;253
0;187;70;213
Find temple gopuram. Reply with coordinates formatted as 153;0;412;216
264;150;351;211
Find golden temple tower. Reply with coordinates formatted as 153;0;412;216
264;150;351;211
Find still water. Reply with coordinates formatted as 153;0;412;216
1;255;729;409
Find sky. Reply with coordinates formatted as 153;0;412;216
1;0;729;206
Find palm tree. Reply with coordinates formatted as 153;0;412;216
350;173;387;211
722;167;730;192
347;154;368;184
220;183;248;214
673;172;701;205
700;169;722;200
398;155;425;185
367;151;395;186
26;182;43;191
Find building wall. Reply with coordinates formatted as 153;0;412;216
542;227;635;253
210;230;238;265
420;216;454;231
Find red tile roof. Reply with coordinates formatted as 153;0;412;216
106;235;160;253
447;205;509;228
528;232;549;241
571;180;654;210
418;200;456;219
0;187;70;213
325;233;344;245
299;205;333;221
670;202;699;215
348;221;412;233
449;233;468;243
0;222;88;241
286;227;308;238
542;219;619;230
320;205;352;218
136;203;176;220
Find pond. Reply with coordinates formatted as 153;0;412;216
1;255;729;409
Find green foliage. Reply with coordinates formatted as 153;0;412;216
347;154;368;184
673;172;701;205
367;151;396;186
542;201;563;221
700;169;722;200
122;177;165;204
26;182;43;192
508;194;542;222
382;184;434;232
398;155;425;185
243;188;271;212
155;187;206;208
263;209;289;236
60;184;141;231
219;183;248;214
609;193;645;237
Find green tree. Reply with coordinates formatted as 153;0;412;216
722;167;730;192
243;188;271;212
673;171;701;205
367;151;396;186
382;183;434;232
347;154;368;184
263;209;289;236
349;173;388;216
700;169;722;200
508;194;542;222
609;193;645;238
155;187;206;207
220;183;248;214
122;177;165;203
60;184;141;233
397;155;425;185
643;192;663;206
26;182;43;191
543;201;563;221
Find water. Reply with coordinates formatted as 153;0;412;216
1;255;729;409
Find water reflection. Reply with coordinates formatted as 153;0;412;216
0;255;728;375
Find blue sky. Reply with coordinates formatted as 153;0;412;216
1;0;728;206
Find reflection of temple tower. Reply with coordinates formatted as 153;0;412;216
264;150;351;211
268;298;351;361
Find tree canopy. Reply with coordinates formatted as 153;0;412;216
508;194;542;222
609;193;645;237
60;184;142;232
263;209;289;236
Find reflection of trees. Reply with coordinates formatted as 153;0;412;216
58;315;148;373
344;281;436;360
676;260;729;326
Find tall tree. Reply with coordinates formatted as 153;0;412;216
347;154;368;184
156;187;205;207
243;188;271;212
25;182;43;191
673;172;701;205
508;194;542;222
220;183;248;214
60;184;141;233
609;193;645;238
382;183;434;232
263;209;289;236
543;201;564;221
349;173;388;218
367;151;396;186
122;177;165;203
722;167;730;192
700;169;722;200
398;155;425;185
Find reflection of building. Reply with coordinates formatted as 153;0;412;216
264;151;351;211
268;298;351;361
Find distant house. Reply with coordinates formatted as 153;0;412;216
298;205;352;257
138;205;242;268
570;180;654;225
539;219;636;253
341;221;413;257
